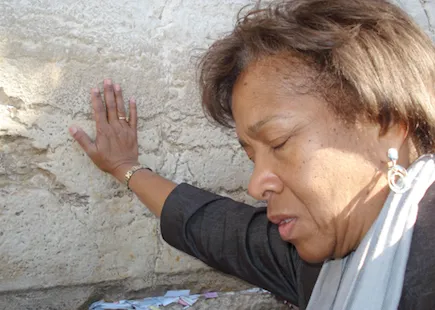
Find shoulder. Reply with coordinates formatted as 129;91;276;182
400;182;435;309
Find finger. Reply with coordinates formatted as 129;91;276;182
114;83;127;121
103;79;118;123
69;126;97;157
91;88;108;126
129;97;137;131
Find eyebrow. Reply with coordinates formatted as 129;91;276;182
238;114;293;148
248;115;292;133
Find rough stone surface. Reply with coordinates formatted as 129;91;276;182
0;0;433;309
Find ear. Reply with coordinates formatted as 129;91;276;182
377;122;409;164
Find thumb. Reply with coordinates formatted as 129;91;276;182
69;126;96;156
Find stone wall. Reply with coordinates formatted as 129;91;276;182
0;0;433;309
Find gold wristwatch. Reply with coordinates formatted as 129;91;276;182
124;165;152;189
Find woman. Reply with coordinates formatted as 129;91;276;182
68;0;435;309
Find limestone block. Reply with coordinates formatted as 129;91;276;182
395;0;432;34
176;148;252;191
155;235;211;274
0;0;259;296
424;0;435;39
0;186;158;291
0;286;95;310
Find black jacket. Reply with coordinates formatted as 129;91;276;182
160;183;435;309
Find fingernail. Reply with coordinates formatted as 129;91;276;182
114;84;121;91
92;88;99;94
69;126;78;136
104;79;112;86
130;96;136;102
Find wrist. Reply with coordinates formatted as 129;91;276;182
125;165;153;190
111;162;140;183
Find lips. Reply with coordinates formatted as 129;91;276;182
279;218;295;225
268;215;297;226
277;217;297;240
268;215;298;240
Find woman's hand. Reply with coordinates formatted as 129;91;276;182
69;79;140;183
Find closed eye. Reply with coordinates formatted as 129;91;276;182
272;138;289;151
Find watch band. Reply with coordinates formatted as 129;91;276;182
124;165;152;189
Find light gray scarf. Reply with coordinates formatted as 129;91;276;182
307;154;435;310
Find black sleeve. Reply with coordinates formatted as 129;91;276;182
399;182;435;310
160;183;301;305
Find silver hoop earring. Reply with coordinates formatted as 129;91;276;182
387;148;408;194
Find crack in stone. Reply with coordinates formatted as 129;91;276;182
420;0;434;31
159;0;171;20
70;205;87;227
59;192;90;208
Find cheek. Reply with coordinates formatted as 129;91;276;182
297;148;378;219
274;138;309;172
277;141;357;225
276;136;326;194
276;143;338;224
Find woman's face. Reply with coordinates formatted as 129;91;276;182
232;60;394;263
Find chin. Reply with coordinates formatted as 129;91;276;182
295;243;334;264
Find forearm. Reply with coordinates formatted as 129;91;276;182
112;164;177;217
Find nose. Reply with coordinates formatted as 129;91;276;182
247;159;284;201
